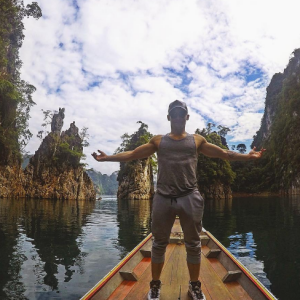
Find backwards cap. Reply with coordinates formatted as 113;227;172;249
168;100;188;114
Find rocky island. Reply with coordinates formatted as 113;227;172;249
23;109;95;200
116;121;155;200
0;108;96;200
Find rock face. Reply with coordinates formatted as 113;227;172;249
117;158;154;200
252;49;300;194
23;109;95;200
0;166;26;198
115;121;155;200
253;49;300;147
200;182;232;200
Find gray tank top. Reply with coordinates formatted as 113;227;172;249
156;133;198;197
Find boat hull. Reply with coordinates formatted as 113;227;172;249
81;219;277;300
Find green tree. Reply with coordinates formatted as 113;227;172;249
217;125;230;137
0;0;42;165
36;109;53;141
196;124;235;198
116;121;157;182
237;143;247;154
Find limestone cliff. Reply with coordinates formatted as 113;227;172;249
252;49;300;194
200;181;232;200
23;109;95;200
117;158;154;200
0;165;26;198
116;122;155;200
0;1;41;198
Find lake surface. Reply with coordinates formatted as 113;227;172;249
0;195;300;300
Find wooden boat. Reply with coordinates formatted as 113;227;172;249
80;218;277;300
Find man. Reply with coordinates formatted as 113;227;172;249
92;100;265;300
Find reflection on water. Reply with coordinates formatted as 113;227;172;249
117;199;152;258
0;198;94;300
0;196;152;300
203;195;300;300
227;232;271;288
1;195;300;300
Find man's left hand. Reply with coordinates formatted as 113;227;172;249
249;146;266;159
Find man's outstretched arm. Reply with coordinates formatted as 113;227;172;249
92;136;159;162
197;136;266;161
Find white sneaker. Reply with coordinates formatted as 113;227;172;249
188;280;206;300
147;280;161;300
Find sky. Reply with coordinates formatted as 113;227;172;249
20;0;300;175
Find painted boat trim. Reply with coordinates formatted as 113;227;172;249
80;232;153;300
205;230;278;300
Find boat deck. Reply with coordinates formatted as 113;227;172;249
85;219;276;300
95;246;252;300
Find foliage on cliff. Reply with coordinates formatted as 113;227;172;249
116;121;157;181
230;145;266;193
86;169;118;195
196;125;235;196
36;109;89;169
0;0;41;165
54;125;89;169
199;50;300;194
115;121;155;199
232;49;300;193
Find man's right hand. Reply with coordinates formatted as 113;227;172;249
92;150;108;162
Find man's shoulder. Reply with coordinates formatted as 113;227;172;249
192;134;206;148
192;133;205;141
150;135;164;142
150;135;164;148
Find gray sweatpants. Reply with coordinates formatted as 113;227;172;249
151;189;204;264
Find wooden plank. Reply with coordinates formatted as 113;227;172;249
87;234;153;300
160;244;213;300
124;243;177;300
225;282;253;300
205;231;277;300
199;253;235;300
107;281;135;300
171;218;182;234
206;258;228;280
201;245;210;256
161;244;191;300
133;257;151;277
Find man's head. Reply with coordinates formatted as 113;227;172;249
167;100;189;134
167;100;189;120
168;100;188;115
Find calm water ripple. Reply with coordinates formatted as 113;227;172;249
1;195;300;299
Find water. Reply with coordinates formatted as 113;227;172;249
203;196;300;300
0;196;300;300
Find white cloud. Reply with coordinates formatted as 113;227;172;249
20;0;300;174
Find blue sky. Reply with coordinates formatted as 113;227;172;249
20;0;300;175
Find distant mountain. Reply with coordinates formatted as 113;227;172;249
86;169;118;195
22;154;33;169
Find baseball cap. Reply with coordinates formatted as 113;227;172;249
168;100;188;114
